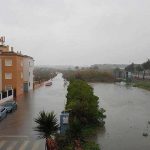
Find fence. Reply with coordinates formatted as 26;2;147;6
0;89;14;104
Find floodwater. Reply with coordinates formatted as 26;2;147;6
0;74;150;150
92;83;150;150
0;73;67;138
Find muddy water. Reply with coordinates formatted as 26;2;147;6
0;74;150;150
92;83;150;150
0;73;67;138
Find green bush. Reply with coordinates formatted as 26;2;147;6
66;80;105;127
83;142;100;150
133;81;150;91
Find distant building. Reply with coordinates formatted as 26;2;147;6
0;37;34;98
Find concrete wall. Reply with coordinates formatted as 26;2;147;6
23;57;34;91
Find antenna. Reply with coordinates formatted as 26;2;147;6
0;36;5;45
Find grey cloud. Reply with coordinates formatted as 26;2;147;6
0;0;150;65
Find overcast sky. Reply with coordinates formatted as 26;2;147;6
0;0;150;66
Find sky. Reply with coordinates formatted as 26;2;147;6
0;0;150;66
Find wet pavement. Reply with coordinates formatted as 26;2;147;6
1;74;150;150
0;137;44;150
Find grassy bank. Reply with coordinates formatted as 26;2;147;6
133;80;150;91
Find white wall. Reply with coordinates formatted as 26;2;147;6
23;57;34;91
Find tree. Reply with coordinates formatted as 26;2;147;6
75;66;79;70
66;80;105;128
113;68;121;78
65;80;105;150
125;63;135;73
91;65;99;70
135;65;143;78
34;111;59;150
142;59;150;80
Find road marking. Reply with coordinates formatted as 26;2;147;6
18;140;30;150
0;140;6;149
0;135;28;138
31;140;42;150
6;141;18;150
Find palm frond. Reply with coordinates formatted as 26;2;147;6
34;111;59;139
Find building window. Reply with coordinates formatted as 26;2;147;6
29;82;30;87
5;59;12;66
29;72;30;76
5;73;12;79
5;85;12;90
21;72;23;79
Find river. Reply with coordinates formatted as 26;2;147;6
92;82;150;150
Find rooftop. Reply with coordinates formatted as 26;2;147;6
0;45;33;59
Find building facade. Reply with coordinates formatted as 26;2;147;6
23;56;34;92
0;44;34;98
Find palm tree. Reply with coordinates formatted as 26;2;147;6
34;111;59;150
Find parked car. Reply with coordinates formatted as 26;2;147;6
0;106;7;121
1;101;17;113
45;81;52;86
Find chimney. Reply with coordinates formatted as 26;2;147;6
11;47;14;52
6;45;9;52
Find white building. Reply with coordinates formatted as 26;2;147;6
23;56;34;92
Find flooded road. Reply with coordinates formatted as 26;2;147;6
0;73;67;138
0;74;150;150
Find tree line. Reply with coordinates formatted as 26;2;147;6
34;67;57;82
62;69;115;83
125;59;150;79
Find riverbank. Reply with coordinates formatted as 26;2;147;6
133;80;150;91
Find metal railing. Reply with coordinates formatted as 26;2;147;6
0;89;13;101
